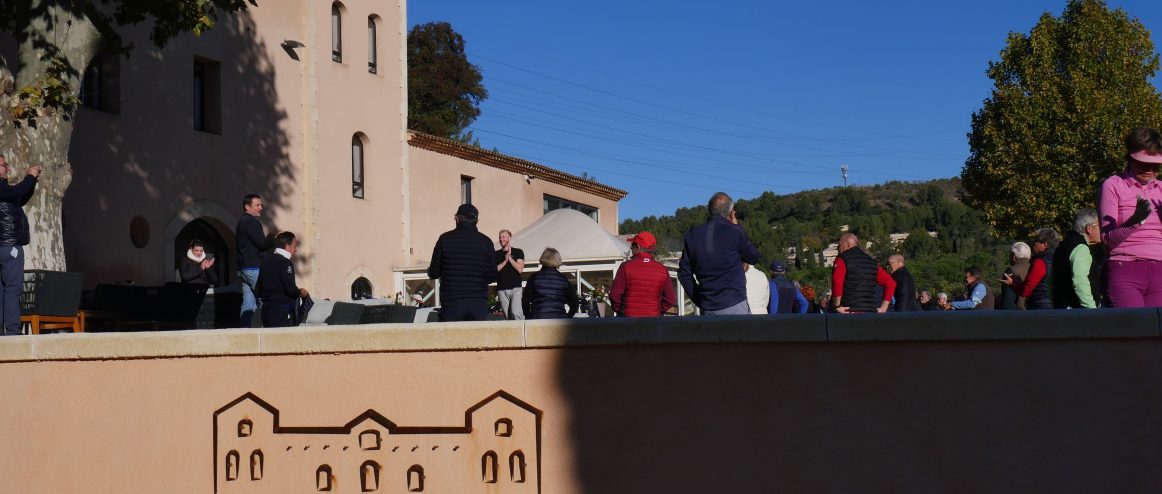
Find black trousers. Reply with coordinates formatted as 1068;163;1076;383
261;301;295;328
439;299;488;322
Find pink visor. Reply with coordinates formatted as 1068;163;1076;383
1130;150;1162;164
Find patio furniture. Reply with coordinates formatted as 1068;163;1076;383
20;270;85;334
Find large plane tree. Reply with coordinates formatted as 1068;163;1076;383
962;0;1162;239
0;0;255;270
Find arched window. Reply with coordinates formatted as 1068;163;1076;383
367;16;378;73
352;133;365;198
331;3;343;62
481;451;498;483
351;277;373;300
316;465;333;491
361;460;380;491
250;450;264;480
494;418;512;437
237;419;252;437
509;451;526;483
225;450;240;481
407;465;424;492
358;429;381;450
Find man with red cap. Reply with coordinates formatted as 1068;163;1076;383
610;232;676;317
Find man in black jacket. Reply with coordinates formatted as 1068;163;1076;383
887;254;921;311
429;204;497;322
235;194;272;327
256;231;307;327
0;155;40;336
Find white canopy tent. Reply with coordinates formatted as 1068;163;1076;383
397;209;688;315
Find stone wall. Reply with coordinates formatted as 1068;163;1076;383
1;311;1160;492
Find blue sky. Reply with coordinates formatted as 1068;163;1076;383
408;1;1162;222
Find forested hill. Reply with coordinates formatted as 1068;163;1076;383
619;178;1007;296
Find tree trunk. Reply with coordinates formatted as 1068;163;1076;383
0;4;100;270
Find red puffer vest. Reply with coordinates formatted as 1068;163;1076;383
616;253;671;317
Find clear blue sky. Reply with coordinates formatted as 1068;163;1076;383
408;0;1162;222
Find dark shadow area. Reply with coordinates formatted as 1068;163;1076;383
555;310;1162;492
60;10;304;289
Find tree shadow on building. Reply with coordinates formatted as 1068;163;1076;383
62;11;300;287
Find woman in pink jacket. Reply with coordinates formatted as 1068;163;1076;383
1099;127;1162;307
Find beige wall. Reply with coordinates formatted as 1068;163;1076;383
407;146;620;265
61;1;408;300
2;311;1162;492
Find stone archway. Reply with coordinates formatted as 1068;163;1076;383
163;201;238;283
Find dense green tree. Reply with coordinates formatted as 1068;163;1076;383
0;0;255;269
621;178;1012;304
901;229;941;261
407;21;488;140
962;0;1162;239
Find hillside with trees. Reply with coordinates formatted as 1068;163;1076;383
620;178;1010;298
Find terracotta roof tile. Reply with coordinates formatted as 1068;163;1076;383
407;131;628;201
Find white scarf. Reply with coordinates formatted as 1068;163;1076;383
187;249;206;263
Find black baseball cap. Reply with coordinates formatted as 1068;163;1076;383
456;203;478;219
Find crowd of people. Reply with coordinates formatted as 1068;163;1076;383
677;127;1162;314
428;124;1162;321
2;126;1156;333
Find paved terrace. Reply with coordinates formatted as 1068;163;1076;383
1;311;1160;492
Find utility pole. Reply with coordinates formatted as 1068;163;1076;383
840;164;849;187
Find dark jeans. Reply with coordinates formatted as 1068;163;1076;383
439;299;488;322
260;301;295;328
0;246;20;336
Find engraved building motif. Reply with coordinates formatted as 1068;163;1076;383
214;391;541;493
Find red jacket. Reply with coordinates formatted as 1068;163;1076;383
610;253;675;317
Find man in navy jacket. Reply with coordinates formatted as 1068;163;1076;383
429;204;497;322
256;231;307;327
678;192;761;315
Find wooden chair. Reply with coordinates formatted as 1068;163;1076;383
20;270;85;335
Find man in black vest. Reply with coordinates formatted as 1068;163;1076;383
256;231;308;327
832;233;896;313
1002;228;1058;309
1052;209;1103;308
946;266;994;310
429;204;497;322
766;261;807;314
887;255;921;311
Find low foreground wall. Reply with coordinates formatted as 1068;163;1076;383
2;310;1162;493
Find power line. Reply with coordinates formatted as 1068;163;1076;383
471;53;961;159
461;28;964;145
486;96;955;170
483;77;961;163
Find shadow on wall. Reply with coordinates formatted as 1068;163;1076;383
64;11;299;285
554;312;1162;492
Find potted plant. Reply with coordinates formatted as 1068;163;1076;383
591;285;610;317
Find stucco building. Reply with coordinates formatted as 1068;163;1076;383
2;0;624;300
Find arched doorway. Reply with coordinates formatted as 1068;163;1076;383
174;218;231;286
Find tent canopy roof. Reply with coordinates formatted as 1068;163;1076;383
501;209;629;263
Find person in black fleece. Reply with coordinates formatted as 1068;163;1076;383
256;231;308;327
428;204;497;321
0;154;39;337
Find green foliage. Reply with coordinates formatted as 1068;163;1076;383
1;0;255;124
0;1;256;55
407;21;488;139
621;178;1011;298
10;56;79;127
962;0;1162;239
